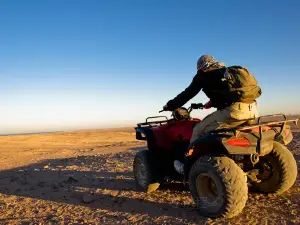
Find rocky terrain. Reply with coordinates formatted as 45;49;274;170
0;128;299;225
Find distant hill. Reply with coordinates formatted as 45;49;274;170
1;115;299;137
0;131;63;137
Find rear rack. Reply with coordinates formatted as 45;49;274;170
236;119;297;137
210;115;298;137
210;116;298;154
135;116;170;129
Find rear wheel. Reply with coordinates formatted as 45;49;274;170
133;150;162;192
189;156;248;218
250;141;297;194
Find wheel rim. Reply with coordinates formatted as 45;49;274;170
135;159;147;187
196;173;220;206
256;158;274;181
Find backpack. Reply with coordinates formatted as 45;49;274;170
222;66;262;103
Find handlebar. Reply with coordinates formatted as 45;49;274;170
159;103;204;113
190;103;204;109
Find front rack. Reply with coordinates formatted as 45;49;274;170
135;116;170;129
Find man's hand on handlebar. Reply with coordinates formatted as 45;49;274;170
163;104;169;111
159;104;171;113
191;101;212;109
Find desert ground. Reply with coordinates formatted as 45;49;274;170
0;121;299;224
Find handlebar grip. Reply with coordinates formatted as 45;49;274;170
191;103;204;109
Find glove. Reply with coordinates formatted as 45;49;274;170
163;104;170;111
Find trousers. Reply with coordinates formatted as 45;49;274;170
190;102;259;143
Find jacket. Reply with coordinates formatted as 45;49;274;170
166;65;244;110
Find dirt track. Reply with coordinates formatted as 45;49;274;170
0;129;299;225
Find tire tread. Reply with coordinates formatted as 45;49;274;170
189;156;248;218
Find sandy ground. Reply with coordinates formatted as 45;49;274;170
0;128;299;225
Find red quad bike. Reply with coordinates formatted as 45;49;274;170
133;103;298;218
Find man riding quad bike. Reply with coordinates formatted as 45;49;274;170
132;55;298;218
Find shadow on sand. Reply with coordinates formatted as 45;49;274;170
0;150;202;223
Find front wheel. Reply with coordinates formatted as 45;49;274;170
133;150;162;193
250;141;297;194
188;156;248;218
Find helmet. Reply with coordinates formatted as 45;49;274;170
197;55;216;70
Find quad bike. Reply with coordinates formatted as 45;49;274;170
133;103;298;218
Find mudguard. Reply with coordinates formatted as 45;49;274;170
183;134;227;164
184;125;293;160
135;127;148;140
135;127;158;151
182;126;294;182
183;134;229;182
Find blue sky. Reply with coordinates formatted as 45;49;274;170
1;0;300;134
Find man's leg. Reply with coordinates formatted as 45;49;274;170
190;109;246;143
